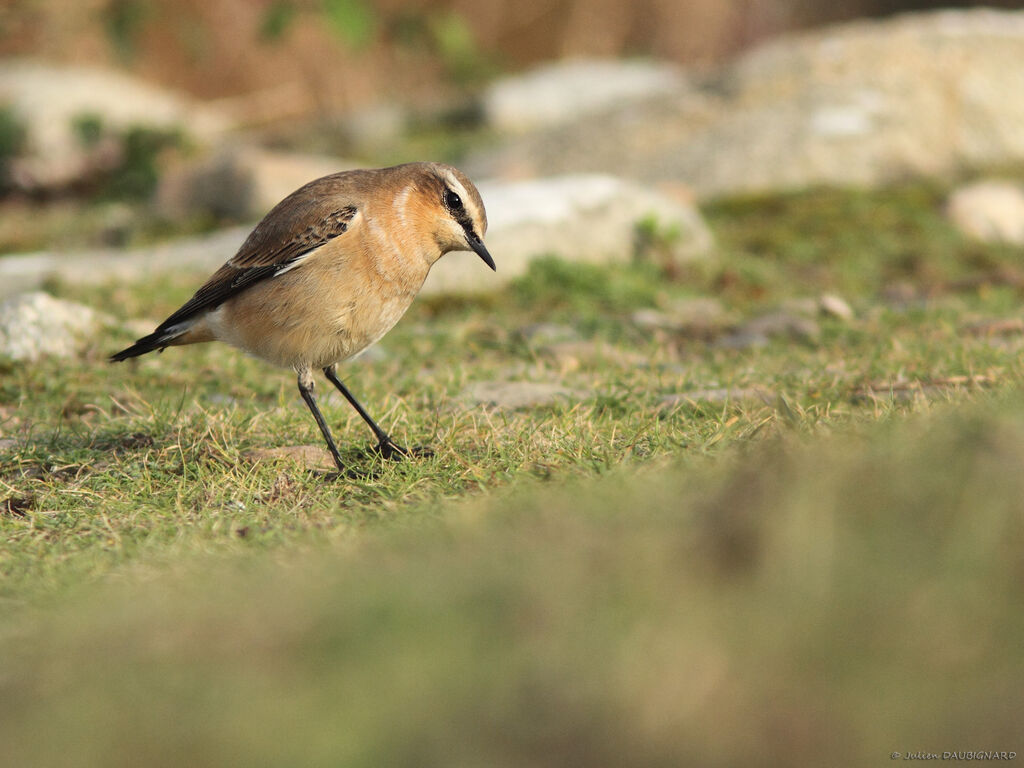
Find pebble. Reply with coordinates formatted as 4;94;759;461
659;387;775;408
464;380;579;410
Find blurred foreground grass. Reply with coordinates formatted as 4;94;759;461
2;179;1024;764
2;397;1023;766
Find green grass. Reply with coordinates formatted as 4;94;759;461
2;178;1024;764
2;398;1023;766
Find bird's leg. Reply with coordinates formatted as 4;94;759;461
322;366;408;460
297;369;345;471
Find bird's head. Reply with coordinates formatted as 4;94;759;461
410;163;495;271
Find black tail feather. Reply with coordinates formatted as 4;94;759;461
109;331;173;362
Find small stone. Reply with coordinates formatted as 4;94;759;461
632;298;730;338
659;387;774;408
819;293;854;321
715;310;819;349
740;311;821;342
781;298;820;317
881;281;922;307
464;380;578;410
541;341;650;371
517;323;581;345
947;180;1024;245
245;445;335;471
961;318;1024;337
631;309;680;331
714;332;769;351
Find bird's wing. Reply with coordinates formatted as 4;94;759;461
154;176;359;333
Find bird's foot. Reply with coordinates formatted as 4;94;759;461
374;439;433;461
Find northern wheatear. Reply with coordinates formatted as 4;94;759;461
111;162;494;472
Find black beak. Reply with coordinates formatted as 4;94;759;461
468;232;496;272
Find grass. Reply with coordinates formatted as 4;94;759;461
2;178;1024;763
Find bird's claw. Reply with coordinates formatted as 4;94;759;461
375;439;432;461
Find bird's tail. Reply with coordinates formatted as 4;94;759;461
109;327;185;362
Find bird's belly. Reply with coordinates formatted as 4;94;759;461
209;277;418;370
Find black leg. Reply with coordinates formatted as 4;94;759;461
297;371;345;471
322;366;408;460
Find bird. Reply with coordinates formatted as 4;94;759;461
111;161;494;472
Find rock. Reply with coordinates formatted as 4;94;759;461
659;387;774;408
516;323;581;346
341;103;407;155
741;311;821;342
245;445;336;471
468;10;1024;198
3;175;710;301
0;292;110;361
716;311;820;349
819;293;854;321
423;174;714;295
483;58;686;134
632;298;730;337
157;147;356;222
464;380;579;410
946;180;1024;245
540;341;650;372
961;317;1024;337
0;60;229;192
0;227;248;302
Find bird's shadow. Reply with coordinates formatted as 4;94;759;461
311;442;435;482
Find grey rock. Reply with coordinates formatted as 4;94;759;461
469;9;1024;198
423;174;714;295
0;292;111;362
819;293;854;321
245;445;335;471
0;59;229;191
483;58;686;133
517;323;581;346
659;387;775;408
632;298;730;336
540;341;651;371
157;147;356;222
341;103;407;154
631;308;681;332
464;380;579;410
3;174;711;302
947;180;1024;245
717;310;820;349
714;331;770;351
781;298;821;317
0;228;249;302
741;311;821;342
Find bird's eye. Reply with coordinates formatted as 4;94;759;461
444;190;463;211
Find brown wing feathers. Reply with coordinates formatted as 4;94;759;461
156;205;356;330
110;201;356;361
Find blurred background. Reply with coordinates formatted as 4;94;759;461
3;0;1024;263
3;4;1024;766
3;0;1020;106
